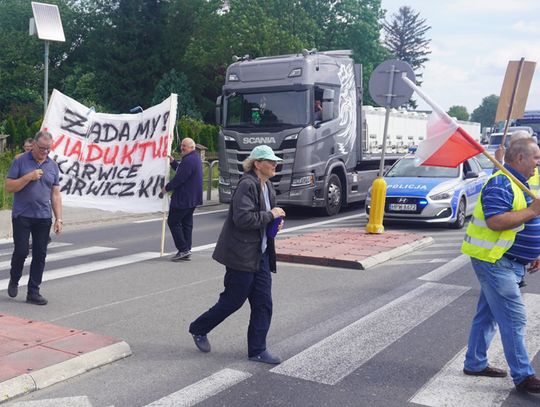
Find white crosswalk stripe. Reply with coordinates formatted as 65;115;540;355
410;293;540;407
270;282;469;385
0;252;160;290
144;369;251;407
0;246;116;271
0;242;72;257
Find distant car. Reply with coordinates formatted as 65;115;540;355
475;152;495;171
488;127;534;149
365;155;489;228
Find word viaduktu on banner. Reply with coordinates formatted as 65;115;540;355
42;89;178;213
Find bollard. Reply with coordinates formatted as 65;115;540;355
365;177;387;234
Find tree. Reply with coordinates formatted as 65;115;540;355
471;95;499;129
152;69;201;120
383;6;431;108
447;105;469;121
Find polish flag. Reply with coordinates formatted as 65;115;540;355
416;110;485;167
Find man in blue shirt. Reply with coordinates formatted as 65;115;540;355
163;138;203;261
462;138;540;393
6;131;63;305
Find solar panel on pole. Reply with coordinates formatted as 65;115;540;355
30;2;65;115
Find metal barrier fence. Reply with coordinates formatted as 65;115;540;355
202;160;219;201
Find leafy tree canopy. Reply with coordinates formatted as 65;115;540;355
447;105;469;121
471;95;499;129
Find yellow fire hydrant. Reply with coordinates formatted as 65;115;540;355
365;177;387;234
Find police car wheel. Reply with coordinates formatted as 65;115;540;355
449;198;466;229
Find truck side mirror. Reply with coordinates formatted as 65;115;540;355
215;95;222;125
322;102;334;121
321;89;335;122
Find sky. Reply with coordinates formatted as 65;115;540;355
380;0;540;116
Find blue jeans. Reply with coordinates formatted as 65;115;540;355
189;252;273;357
10;216;52;295
464;256;534;384
167;207;195;252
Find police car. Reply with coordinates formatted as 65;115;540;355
366;155;489;228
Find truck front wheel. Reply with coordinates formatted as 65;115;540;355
322;174;342;216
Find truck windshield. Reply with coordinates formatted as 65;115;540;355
225;90;308;129
386;157;459;178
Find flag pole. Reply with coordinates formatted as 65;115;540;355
161;94;178;256
402;75;536;199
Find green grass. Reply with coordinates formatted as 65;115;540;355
0;149;16;209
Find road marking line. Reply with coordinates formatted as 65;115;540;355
429;243;462;248
408;249;461;256
418;254;470;281
0;246;116;271
134;208;229;223
270;282;469;385
386;258;450;265
0;242;72;257
144;368;251;407
410;293;540;407
0;252;159;291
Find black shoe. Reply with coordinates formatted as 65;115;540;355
516;375;540;393
463;365;507;378
191;334;211;353
518;278;527;288
8;281;18;298
249;350;282;365
172;250;191;261
26;293;48;305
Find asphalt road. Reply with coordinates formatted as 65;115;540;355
2;208;540;407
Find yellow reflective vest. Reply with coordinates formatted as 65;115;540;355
461;170;527;263
530;167;540;196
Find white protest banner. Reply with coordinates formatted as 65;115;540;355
42;90;178;213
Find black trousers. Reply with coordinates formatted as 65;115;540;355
10;216;52;295
189;252;273;357
167;206;195;252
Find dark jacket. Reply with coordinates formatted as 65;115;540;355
212;171;277;273
165;150;203;209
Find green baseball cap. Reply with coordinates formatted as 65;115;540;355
248;145;282;161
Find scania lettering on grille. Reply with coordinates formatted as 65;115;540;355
388;184;427;190
243;137;276;144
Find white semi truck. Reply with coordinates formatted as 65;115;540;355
215;50;481;215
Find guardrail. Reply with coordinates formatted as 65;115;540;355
202;160;219;201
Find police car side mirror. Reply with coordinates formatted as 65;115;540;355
464;171;479;179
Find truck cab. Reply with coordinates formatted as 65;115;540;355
216;50;378;215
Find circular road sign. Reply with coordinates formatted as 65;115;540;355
369;59;416;108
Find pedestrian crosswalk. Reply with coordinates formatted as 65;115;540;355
0;240;161;291
6;226;538;406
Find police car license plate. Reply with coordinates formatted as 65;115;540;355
389;203;417;211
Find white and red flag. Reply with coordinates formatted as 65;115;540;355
416;109;484;167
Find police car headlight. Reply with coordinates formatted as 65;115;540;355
429;189;454;200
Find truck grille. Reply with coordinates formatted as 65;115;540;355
224;138;297;194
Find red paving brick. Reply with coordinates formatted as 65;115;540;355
276;228;429;270
0;313;123;383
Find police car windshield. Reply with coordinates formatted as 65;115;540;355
386;157;460;178
225;90;309;129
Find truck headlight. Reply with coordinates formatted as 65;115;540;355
429;189;454;200
291;174;314;187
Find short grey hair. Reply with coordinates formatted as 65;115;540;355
506;138;537;163
34;130;53;142
509;130;532;144
182;137;196;148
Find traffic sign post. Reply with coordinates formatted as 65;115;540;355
366;60;415;234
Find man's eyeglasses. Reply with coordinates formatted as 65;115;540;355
35;144;51;152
